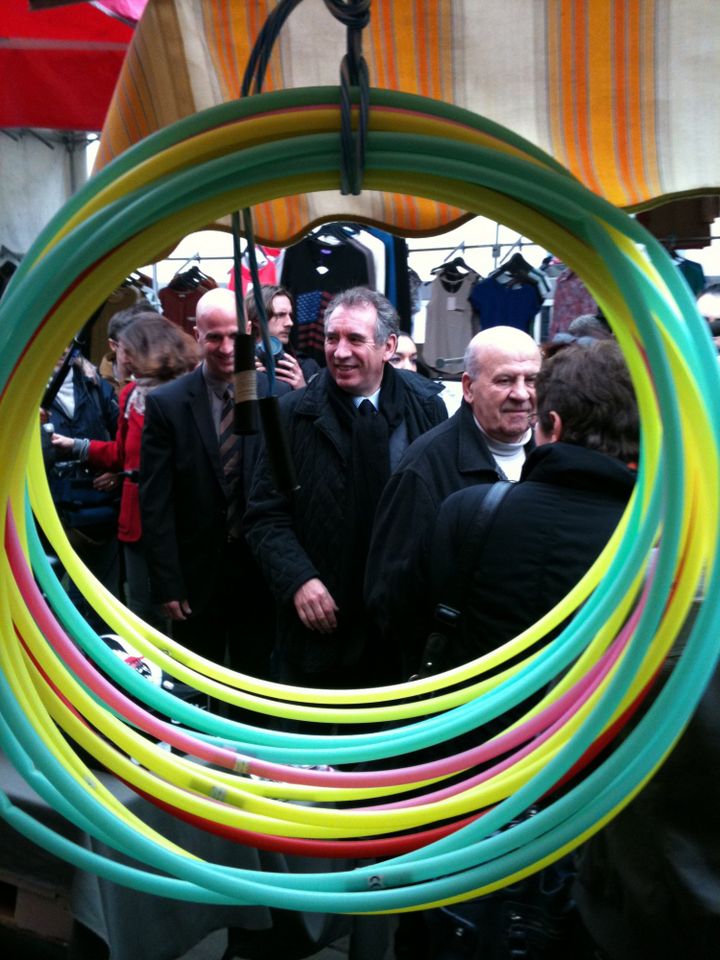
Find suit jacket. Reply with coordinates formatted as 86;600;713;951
139;364;284;613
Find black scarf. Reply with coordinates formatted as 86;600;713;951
325;364;407;594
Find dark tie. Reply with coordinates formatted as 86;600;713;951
351;395;388;573
219;388;241;536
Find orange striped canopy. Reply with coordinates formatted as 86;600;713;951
94;0;720;244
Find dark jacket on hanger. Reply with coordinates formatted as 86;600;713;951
281;233;372;364
159;266;217;335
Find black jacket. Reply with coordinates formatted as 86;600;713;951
365;400;534;674
139;365;284;615
573;607;720;960
243;367;447;677
429;442;636;669
44;360;120;533
46;361;119;444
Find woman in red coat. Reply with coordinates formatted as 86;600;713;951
52;314;199;631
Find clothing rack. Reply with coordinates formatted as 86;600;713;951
161;252;246;262
408;239;539;254
409;237;543;277
660;234;720;246
172;252;202;273
441;241;467;263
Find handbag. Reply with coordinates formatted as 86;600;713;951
48;461;120;536
414;481;513;679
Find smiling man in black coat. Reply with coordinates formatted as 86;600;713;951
243;287;447;690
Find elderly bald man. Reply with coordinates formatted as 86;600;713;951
365;325;542;676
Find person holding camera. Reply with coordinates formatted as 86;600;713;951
245;284;320;389
41;343;121;632
51;315;199;633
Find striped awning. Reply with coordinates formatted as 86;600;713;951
94;0;720;243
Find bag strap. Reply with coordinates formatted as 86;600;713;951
415;480;514;679
434;480;513;630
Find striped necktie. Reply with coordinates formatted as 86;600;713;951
219;388;242;538
219;388;239;477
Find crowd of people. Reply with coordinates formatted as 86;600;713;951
38;279;718;960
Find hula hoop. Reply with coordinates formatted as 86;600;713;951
0;87;718;913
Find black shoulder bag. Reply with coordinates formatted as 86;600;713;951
415;480;513;679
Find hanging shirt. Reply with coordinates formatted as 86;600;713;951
356;229;387;298
281;234;371;365
366;227;398;305
159;274;217;335
227;246;282;294
548;269;598;339
422;270;480;377
470;275;542;334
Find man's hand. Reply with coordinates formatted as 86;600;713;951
275;355;306;390
163;599;192;621
293;578;338;633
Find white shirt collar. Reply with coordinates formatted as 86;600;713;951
352;387;381;410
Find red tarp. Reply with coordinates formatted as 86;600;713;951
0;0;133;130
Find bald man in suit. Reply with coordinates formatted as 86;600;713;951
140;288;289;674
